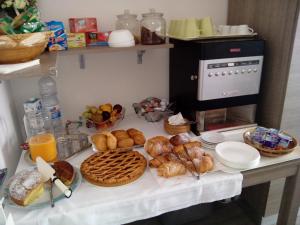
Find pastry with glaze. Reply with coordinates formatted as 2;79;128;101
9;168;44;206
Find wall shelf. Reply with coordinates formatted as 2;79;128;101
0;52;58;81
0;43;173;81
60;43;174;55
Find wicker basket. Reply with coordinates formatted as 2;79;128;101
243;128;298;157
0;32;50;64
164;118;190;135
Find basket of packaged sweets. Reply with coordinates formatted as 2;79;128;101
243;127;298;157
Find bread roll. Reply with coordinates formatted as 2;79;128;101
117;138;134;148
132;134;146;145
127;128;143;137
112;130;130;140
106;134;117;150
92;134;107;151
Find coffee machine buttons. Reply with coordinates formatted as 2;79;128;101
215;72;220;77
253;68;258;72
235;70;239;74
241;69;246;74
208;72;213;77
228;71;233;75
248;69;252;73
222;72;226;76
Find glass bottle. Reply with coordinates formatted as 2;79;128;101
116;9;140;43
140;9;166;45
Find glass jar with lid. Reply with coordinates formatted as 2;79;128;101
116;9;140;43
141;9;166;45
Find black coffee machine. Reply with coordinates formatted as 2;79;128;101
169;37;264;135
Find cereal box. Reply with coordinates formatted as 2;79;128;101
46;21;68;51
67;33;86;48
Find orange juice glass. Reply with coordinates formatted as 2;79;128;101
29;133;57;162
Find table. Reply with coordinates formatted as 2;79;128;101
6;115;300;225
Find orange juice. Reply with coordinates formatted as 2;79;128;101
29;133;57;162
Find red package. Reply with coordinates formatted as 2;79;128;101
85;31;111;46
69;18;98;33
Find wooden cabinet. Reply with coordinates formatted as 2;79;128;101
228;0;300;129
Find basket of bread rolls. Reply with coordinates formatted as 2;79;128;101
90;128;146;152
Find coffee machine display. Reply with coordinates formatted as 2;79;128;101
169;38;264;135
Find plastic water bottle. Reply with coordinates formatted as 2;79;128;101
23;98;45;138
38;76;63;136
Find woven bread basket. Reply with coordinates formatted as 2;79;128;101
164;118;190;135
0;32;50;64
243;128;298;157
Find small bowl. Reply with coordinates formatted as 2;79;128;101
108;30;134;46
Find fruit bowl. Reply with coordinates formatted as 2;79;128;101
82;104;125;131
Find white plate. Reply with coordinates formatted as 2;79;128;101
201;132;225;144
215;141;260;169
4;167;82;209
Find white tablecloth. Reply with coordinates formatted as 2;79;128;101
7;147;243;225
8;115;300;225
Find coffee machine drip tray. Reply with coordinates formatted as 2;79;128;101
196;104;256;133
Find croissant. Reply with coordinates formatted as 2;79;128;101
149;155;170;168
157;161;186;178
184;141;201;149
169;134;190;146
145;136;173;158
149;153;181;168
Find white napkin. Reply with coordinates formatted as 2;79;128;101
0;59;40;74
168;112;186;125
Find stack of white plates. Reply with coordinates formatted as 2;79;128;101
199;132;225;150
215;141;260;169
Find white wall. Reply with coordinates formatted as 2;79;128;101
10;0;228;140
0;81;22;177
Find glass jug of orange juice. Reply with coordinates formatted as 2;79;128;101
29;133;57;162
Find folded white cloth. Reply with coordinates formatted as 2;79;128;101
168;112;186;125
0;59;40;74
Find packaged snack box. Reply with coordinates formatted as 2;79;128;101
67;33;86;48
46;21;67;51
69;18;97;33
86;31;110;46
